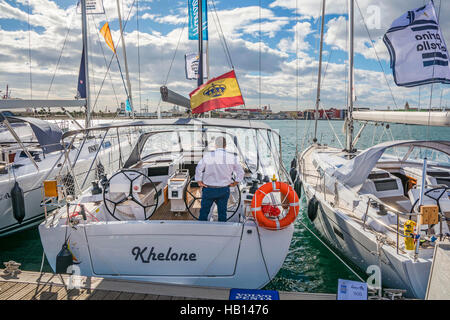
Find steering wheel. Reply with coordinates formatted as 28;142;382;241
183;176;241;221
410;186;450;214
103;169;159;221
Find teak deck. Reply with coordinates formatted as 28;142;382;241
0;269;336;300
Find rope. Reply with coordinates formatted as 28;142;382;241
297;217;365;282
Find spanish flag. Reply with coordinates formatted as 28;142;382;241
100;22;116;54
190;70;244;114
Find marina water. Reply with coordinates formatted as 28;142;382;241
0;120;448;294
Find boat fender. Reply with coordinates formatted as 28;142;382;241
294;178;302;198
56;243;73;274
289;167;298;183
11;181;25;224
307;197;319;222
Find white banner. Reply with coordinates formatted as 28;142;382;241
185;52;207;80
76;0;105;15
383;1;450;87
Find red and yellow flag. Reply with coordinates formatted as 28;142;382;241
100;22;116;54
189;70;244;114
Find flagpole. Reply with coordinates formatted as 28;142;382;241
116;0;134;119
80;0;91;128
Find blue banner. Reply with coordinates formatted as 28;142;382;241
125;99;132;112
76;45;86;99
229;289;279;300
188;0;208;40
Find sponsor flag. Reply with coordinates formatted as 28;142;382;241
188;0;208;40
100;22;116;54
76;0;105;14
190;70;244;114
76;45;86;99
383;1;450;87
185;52;207;80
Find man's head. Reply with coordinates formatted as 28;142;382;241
215;136;226;149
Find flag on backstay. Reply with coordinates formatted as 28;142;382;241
76;45;86;99
189;70;244;114
100;22;116;54
383;1;450;87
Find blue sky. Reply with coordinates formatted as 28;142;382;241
0;0;449;112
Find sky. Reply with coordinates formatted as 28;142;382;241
0;0;449;113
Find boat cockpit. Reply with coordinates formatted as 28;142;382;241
64;122;290;225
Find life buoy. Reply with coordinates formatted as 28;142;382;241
251;181;299;230
307;197;318;222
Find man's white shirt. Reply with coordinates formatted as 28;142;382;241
195;148;244;187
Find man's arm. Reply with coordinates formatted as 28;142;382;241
230;156;245;186
195;157;206;187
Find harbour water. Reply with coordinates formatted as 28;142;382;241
0;120;448;294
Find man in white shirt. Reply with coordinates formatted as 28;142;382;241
195;137;244;222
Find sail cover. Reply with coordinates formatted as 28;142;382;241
383;1;450;87
333;140;450;191
5;116;63;154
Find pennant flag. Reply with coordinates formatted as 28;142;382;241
185;52;207;80
190;70;244;114
125;99;132;112
76;0;105;15
383;1;450;87
188;0;208;40
100;22;116;54
76;45;86;99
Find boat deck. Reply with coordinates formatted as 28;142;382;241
0;269;336;300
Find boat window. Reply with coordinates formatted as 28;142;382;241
256;129;280;178
141;131;181;157
406;147;450;167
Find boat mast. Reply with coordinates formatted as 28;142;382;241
345;0;355;152
313;0;326;143
197;0;204;88
116;0;134;118
80;0;91;128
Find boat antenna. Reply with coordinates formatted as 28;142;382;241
313;0;326;144
345;0;355;153
197;0;204;88
80;0;92;128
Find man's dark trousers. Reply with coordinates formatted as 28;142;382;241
199;186;230;222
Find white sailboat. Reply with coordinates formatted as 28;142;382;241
0;0;137;237
38;0;299;289
293;0;450;299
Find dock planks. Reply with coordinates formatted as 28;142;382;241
0;269;336;300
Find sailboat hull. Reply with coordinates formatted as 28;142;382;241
302;182;430;299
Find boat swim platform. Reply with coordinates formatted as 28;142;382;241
0;269;336;300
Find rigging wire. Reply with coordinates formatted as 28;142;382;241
47;10;75;98
210;0;234;69
295;0;299;153
354;0;398;110
27;0;33;99
91;14;121;111
137;0;142;113
90;0;136;113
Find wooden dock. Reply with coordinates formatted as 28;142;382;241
0;269;336;300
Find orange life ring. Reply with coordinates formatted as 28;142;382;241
251;181;299;230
